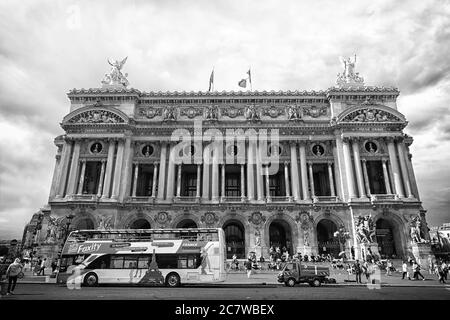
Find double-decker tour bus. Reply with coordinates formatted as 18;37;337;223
57;228;226;287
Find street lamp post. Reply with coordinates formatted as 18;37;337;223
63;214;75;244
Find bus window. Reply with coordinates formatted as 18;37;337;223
157;254;178;269
137;255;149;269
111;256;124;269
124;255;138;269
86;255;110;269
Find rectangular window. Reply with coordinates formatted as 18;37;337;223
123;255;138;269
111;256;124;269
137;255;150;269
225;173;240;197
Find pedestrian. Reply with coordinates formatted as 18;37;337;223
436;263;446;284
38;258;47;276
363;260;370;281
353;260;362;284
6;258;23;295
401;260;411;280
386;259;392;276
245;258;252;278
412;261;425;281
441;261;448;281
51;259;58;274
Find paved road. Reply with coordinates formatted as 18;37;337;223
2;283;449;300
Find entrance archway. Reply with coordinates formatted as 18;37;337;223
376;218;399;259
176;219;197;228
223;220;245;259
269;220;293;254
316;219;340;257
73;217;95;230
130;218;151;229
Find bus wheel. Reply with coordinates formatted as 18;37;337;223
83;273;98;287
285;278;296;287
312;279;322;287
166;273;181;287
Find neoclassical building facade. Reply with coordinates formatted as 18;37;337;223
28;58;433;264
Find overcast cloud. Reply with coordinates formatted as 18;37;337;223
0;0;449;239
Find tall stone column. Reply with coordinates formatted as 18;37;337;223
56;140;73;198
397;140;413;198
327;162;336;197
299;142;309;200
176;164;182;198
49;153;61;199
382;159;393;194
119;137;134;201
405;147;420;200
221;164;226;199
240;164;246;201
289;142;300;201
331;141;343;200
256;143;264;201
96;160;106;197
76;160;87;195
308;162;315;197
351;139;367;198
157;143;167;200
111;140;125;199
101;140;116;199
166;143;176;201
65;140;81;197
202;144;211;200
151;162;158;198
265;165;271;202
361;159;371;196
196;164;201;199
246;140;255;201
284;161;291;199
132;163;139;197
386;138;405;198
342;138;357;200
211;143;219;202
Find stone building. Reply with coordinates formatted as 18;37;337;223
28;56;433;264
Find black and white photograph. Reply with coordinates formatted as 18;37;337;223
0;0;449;315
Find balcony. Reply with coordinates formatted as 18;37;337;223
269;196;291;203
70;194;98;201
370;194;397;202
221;196;245;203
313;196;340;203
129;196;155;204
174;196;200;203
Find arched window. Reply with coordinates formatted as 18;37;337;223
223;220;245;259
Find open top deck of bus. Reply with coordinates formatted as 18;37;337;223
66;228;223;243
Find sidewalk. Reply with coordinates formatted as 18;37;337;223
17;269;450;288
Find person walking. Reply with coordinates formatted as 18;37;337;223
412;261;425;281
245;258;252;278
6;258;23;295
437;263;446;284
353;260;363;284
386;259;392;276
38;258;46;276
401;260;411;280
441;261;448;281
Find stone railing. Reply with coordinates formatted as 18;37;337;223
370;194;397;202
314;196;340;203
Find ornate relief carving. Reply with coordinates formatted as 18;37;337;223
303;106;327;118
68;110;125;124
286;105;301;120
162;106;177;121
342;108;400;122
245;105;261;121
97;215;113;230
248;212;266;226
295;211;313;230
139;107;163;119
205;105;219;121
201;212;219;226
180;107;203;119
154;212;172;226
101;57;129;88
336;55;365;87
354;215;375;243
410;215;429;243
263;106;284;118
221;106;244;118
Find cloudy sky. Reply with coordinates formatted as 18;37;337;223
0;0;449;239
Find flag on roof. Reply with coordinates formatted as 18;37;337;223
208;69;214;91
238;78;247;88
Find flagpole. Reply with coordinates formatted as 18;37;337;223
212;66;215;92
249;66;252;92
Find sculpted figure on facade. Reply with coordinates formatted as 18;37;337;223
70;110;123;124
410;215;428;243
336;54;364;87
255;229;261;247
343;108;399;123
355;215;375;243
101;57;129;87
245;105;260;121
205;105;219;121
45;216;60;243
97;216;112;230
287;105;301;121
162;106;176;121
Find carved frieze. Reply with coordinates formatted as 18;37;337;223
262;106;284;118
248;212;266;226
201;212;219;226
139;107;163;119
286;105;301;121
180;107;203;119
68;110;125;124
303;106;327;118
162;106;177;121
154;212;172;226
245;105;261;121
205;105;219;121
221;106;245;118
342;108;400;122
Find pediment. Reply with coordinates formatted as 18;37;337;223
337;104;406;124
63;107;128;124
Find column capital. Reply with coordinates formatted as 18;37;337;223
385;136;395;143
327;161;333;166
284;161;290;166
101;159;107;164
289;140;298;147
342;136;351;144
298;140;307;147
361;158;367;163
80;159;87;163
